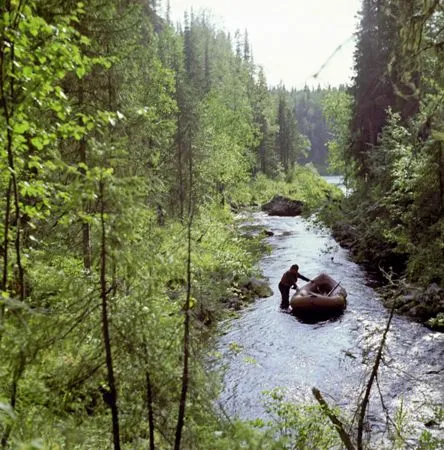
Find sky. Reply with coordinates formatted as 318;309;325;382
166;0;362;89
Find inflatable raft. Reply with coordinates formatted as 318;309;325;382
290;273;347;320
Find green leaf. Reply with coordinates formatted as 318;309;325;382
22;66;33;78
75;66;86;78
13;122;30;134
31;137;44;150
432;130;444;142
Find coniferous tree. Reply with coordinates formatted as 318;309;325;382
292;86;331;172
350;0;394;179
275;91;308;172
331;0;444;286
252;68;278;176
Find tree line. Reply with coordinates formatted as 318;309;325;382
322;0;444;328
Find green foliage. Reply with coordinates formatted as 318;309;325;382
426;312;444;331
322;0;444;287
417;430;444;450
196;91;255;203
4;0;441;448
232;165;342;212
263;389;341;449
275;93;309;171
291;85;332;174
322;89;353;176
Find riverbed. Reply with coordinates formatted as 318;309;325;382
216;211;444;445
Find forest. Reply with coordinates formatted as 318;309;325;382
0;0;443;449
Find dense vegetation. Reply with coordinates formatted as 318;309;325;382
1;0;442;448
268;84;348;175
319;0;444;330
0;0;341;448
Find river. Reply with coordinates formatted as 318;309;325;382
216;179;443;446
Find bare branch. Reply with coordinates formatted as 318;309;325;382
357;303;396;449
312;387;356;450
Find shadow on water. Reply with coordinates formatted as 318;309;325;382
291;311;345;325
216;212;444;442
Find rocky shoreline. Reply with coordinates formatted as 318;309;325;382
221;277;273;311
331;221;444;332
380;283;444;331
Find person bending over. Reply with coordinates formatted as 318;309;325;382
278;264;311;309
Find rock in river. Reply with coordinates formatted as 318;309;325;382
241;278;273;299
261;195;304;216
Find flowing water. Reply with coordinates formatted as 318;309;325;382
216;182;444;444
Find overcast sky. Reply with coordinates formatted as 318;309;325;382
166;0;362;89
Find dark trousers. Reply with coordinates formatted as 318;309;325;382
278;282;290;308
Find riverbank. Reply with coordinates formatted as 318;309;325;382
330;219;444;331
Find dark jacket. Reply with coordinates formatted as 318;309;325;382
279;270;310;287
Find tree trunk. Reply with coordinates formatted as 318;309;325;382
357;304;395;449
1;178;12;295
174;125;194;450
439;142;444;216
146;370;156;450
78;80;91;272
312;388;355;450
1;351;25;448
99;180;121;450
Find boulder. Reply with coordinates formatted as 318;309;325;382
261;195;304;216
241;277;273;298
426;283;443;300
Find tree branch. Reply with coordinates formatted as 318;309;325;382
356;302;396;449
312;387;356;450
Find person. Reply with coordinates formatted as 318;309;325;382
278;264;311;309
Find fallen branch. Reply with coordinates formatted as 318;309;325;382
312;387;356;450
356;302;396;449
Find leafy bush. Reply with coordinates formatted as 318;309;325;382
231;165;342;211
263;389;341;450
